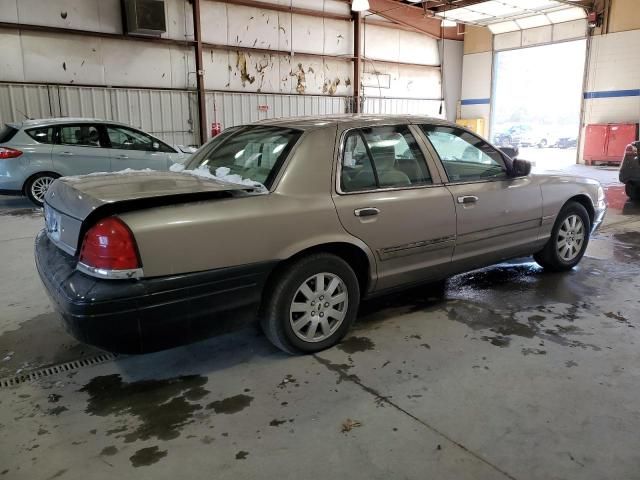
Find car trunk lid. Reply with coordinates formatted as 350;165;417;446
43;170;257;255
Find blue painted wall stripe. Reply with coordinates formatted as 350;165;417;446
584;89;640;99
461;98;491;105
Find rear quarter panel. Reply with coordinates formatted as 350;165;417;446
1;130;55;190
120;127;376;280
535;174;599;238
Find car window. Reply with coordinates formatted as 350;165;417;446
341;125;432;192
0;125;19;143
421;125;507;182
26;127;55;144
59;124;102;147
186;126;302;189
106;126;173;153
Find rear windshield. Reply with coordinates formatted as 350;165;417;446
185;126;302;189
0;125;18;144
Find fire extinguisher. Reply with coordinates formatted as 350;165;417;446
211;122;222;138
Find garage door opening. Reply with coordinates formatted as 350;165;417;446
490;40;587;171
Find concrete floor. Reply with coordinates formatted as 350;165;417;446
1;167;639;480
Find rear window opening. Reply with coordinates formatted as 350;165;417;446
0;125;19;144
186;126;302;189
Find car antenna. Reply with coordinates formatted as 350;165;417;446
17;109;33;121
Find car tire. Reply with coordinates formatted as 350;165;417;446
534;201;591;272
25;173;59;207
260;253;360;355
625;182;640;201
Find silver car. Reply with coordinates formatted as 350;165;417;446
35;115;607;355
0;118;187;206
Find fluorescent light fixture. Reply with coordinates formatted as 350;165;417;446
441;19;457;27
546;7;587;23
515;14;551;29
351;0;369;12
488;20;520;34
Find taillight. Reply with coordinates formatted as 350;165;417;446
79;217;140;271
0;147;22;159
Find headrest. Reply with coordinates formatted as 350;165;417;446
370;144;395;170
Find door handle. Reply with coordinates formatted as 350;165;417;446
457;195;479;204
354;207;380;217
116;155;129;159
60;151;73;156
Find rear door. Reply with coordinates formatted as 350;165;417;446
51;123;111;176
104;125;174;171
332;124;457;292
419;124;543;269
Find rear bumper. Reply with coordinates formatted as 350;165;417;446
34;231;276;353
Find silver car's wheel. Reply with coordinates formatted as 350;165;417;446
25;173;59;207
534;201;590;272
556;214;585;262
290;272;348;343
261;253;359;354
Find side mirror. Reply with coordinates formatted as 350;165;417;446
499;146;519;159
511;158;532;177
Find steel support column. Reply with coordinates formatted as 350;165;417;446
193;0;208;145
353;11;362;113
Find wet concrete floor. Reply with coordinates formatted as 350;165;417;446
1;176;639;479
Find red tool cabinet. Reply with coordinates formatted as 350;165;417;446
583;123;639;165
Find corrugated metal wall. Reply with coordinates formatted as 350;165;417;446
0;83;199;147
205;91;353;129
2;82;448;148
362;97;442;116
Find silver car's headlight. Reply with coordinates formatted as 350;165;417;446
597;184;605;202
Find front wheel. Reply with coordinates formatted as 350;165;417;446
25;173;59;207
534;202;591;272
625;183;640;201
260;253;360;354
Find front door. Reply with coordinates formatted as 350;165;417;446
332;124;457;292
51;123;111;176
105;125;173;171
419;124;543;269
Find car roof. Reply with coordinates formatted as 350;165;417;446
10;118;131;129
253;114;453;131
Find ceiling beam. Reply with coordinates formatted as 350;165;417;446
367;0;464;40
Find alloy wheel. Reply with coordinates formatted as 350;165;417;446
557;214;585;262
289;272;348;343
31;176;55;203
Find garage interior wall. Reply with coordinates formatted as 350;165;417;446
458;0;640;163
0;0;456;146
581;0;640;161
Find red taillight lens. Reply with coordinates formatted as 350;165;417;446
79;217;140;271
0;147;23;159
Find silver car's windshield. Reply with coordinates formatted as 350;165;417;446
186;126;302;189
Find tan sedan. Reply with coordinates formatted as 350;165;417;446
35;115;606;354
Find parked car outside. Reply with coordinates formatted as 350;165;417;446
35;115;607;355
0;118;188;206
619;140;640;201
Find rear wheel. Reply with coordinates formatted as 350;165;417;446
261;253;360;354
25;173;59;207
625;182;640;201
534;201;590;272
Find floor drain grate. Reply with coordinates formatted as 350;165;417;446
0;352;119;388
